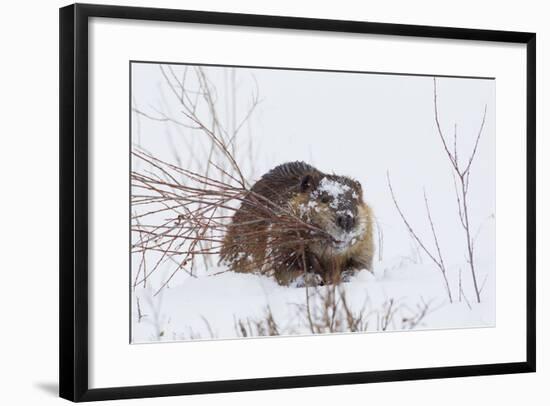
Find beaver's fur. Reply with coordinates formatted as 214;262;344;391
219;161;374;286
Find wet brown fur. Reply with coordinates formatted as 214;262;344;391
219;162;374;286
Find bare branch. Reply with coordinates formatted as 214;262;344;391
387;172;453;303
432;78;485;303
423;189;453;303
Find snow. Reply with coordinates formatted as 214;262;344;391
298;200;320;216
314;178;353;210
131;251;495;343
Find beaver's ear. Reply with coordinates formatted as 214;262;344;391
349;179;363;199
353;180;363;193
299;173;319;192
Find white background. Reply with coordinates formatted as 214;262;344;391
0;0;546;405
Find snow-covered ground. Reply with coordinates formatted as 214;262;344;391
131;249;495;343
130;63;496;343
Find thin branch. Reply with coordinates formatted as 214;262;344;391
387;172;453;303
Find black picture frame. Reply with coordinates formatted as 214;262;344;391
59;3;536;402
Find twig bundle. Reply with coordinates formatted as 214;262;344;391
131;149;334;295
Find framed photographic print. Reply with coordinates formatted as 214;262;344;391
59;3;536;402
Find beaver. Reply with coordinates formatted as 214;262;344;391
219;161;374;286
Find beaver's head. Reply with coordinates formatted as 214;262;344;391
293;172;368;254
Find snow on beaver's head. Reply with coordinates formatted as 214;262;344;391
291;171;371;257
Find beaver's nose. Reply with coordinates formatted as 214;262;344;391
336;214;355;232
